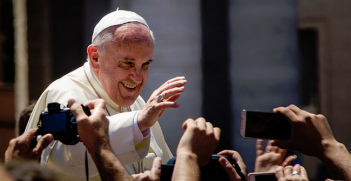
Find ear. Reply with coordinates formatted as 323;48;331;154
87;45;100;71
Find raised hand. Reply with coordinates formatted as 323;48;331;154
138;76;187;131
255;139;296;172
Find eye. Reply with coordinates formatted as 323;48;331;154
124;62;134;66
117;61;135;69
142;62;151;69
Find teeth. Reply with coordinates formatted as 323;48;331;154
123;83;136;89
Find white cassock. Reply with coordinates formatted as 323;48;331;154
25;62;173;180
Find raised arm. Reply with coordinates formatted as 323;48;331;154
69;98;133;181
273;104;351;180
172;117;221;181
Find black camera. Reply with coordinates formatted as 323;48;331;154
160;155;245;181
37;102;91;145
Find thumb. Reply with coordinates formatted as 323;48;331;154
219;157;241;181
33;134;54;157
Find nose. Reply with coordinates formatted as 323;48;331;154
131;68;142;84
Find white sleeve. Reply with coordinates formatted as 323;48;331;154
133;111;150;144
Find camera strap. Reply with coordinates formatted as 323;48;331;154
85;149;89;181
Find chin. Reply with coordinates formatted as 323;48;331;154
117;99;135;107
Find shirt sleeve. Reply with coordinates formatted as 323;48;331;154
133;111;150;144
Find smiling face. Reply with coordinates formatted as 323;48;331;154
93;23;154;107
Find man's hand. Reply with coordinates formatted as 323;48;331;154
69;98;134;181
68;99;110;151
131;157;161;181
275;164;308;181
5;128;54;163
272;104;336;158
137;76;187;132
255;139;296;172
176;117;221;166
218;150;247;181
172;117;220;181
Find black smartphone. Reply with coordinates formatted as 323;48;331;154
240;109;291;140
248;172;277;181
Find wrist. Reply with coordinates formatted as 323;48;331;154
319;139;344;160
176;152;198;163
86;140;111;157
318;140;351;180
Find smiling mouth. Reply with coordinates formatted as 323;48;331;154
122;82;137;89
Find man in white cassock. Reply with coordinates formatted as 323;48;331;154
25;9;187;180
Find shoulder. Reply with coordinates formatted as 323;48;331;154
44;66;93;104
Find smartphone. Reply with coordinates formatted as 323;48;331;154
240;109;291;140
248;172;277;181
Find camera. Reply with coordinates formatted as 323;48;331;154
160;155;245;181
37;102;91;145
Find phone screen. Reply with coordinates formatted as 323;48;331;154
241;110;291;140
249;173;277;181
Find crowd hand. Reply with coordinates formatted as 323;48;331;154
218;150;247;181
131;157;161;181
138;76;187;132
255;139;296;172
275;164;308;181
68;98;110;150
272;104;336;158
217;151;247;181
5;128;54;163
176;117;221;166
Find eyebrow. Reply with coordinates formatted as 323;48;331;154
119;58;153;63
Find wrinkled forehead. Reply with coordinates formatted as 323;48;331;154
113;23;154;45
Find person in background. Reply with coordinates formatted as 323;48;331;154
18;100;36;136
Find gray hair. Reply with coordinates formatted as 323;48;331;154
92;22;155;55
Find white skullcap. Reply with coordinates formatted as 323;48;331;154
92;8;149;42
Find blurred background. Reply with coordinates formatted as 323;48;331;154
1;0;351;180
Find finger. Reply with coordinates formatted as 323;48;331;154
273;107;297;122
154;99;180;109
256;139;264;156
182;118;195;130
213;127;221;141
70;100;87;122
5;138;17;163
162;87;185;101
157;77;187;95
194;117;206;130
206;121;214;131
282;155;297;167
219;157;241;181
300;166;308;178
25;128;39;141
166;93;182;102
67;98;77;108
33;133;54;157
231;151;247;174
266;140;274;152
288;105;315;121
150;157;162;179
284;165;293;176
275;166;285;180
293;164;301;175
217;150;236;158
